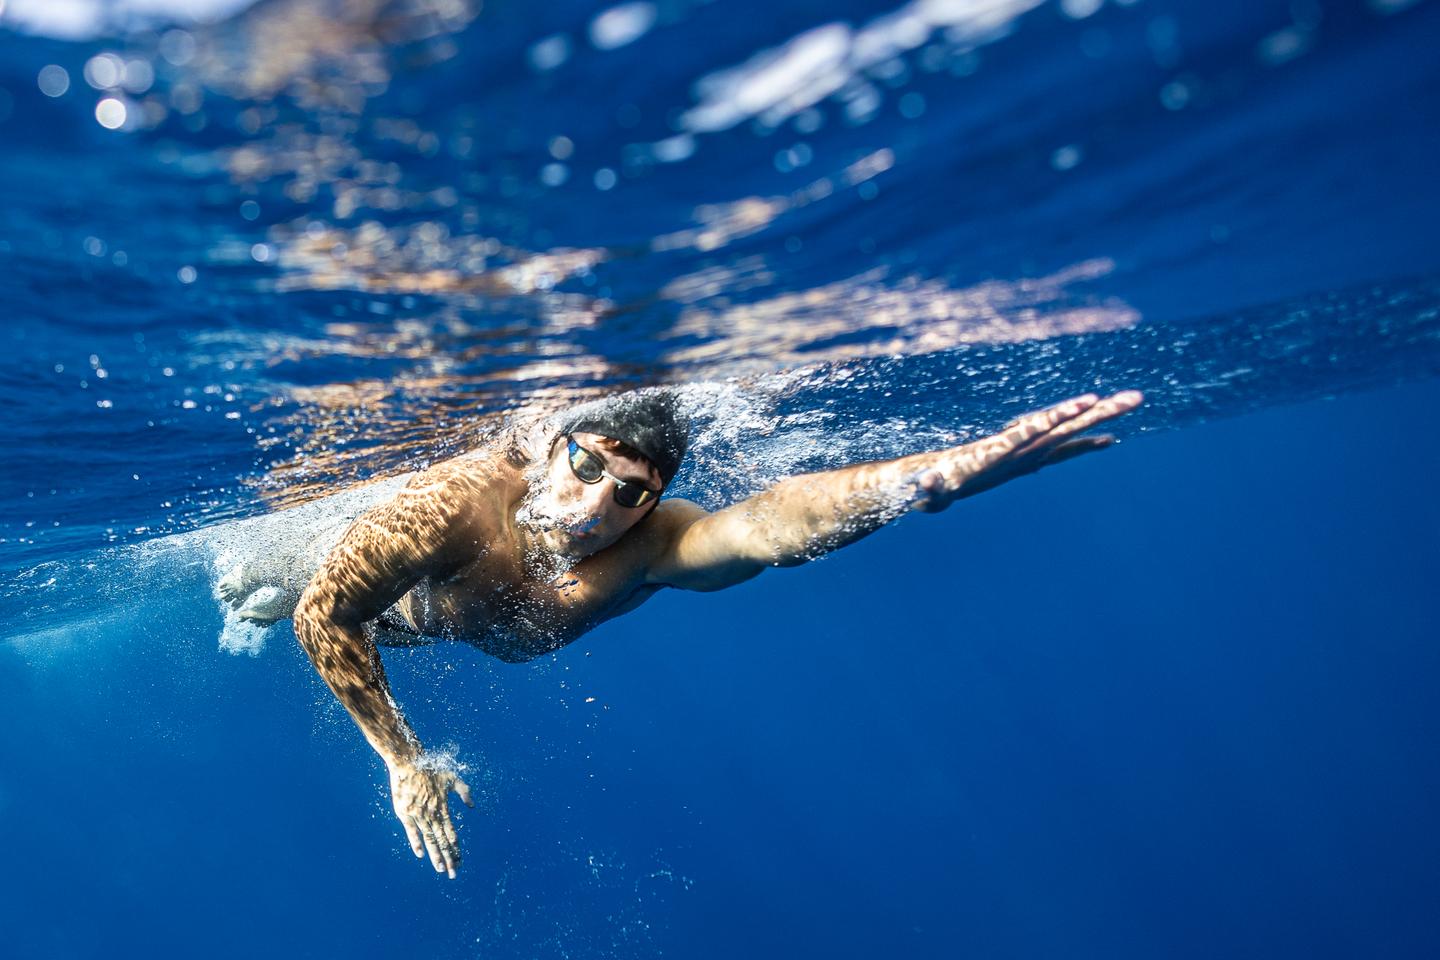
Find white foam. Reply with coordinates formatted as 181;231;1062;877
218;608;271;656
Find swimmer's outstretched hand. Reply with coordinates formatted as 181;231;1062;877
909;391;1143;512
387;757;474;879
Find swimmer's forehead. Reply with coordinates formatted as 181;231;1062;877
567;431;662;486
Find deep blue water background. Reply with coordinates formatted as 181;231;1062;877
2;0;1439;957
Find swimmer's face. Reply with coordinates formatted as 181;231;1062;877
523;431;663;559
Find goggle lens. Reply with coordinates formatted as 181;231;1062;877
567;439;659;509
568;444;605;483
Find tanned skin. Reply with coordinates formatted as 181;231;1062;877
289;390;1142;877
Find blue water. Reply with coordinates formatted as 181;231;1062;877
2;0;1439;956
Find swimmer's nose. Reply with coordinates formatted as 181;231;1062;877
577;481;613;517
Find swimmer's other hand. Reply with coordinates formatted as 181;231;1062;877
909;390;1143;512
387;757;474;879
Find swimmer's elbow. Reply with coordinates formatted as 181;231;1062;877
292;579;332;625
292;579;360;637
290;592;332;652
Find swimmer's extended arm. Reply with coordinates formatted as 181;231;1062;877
292;472;475;878
647;391;1142;591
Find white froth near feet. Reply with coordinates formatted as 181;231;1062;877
219;606;271;656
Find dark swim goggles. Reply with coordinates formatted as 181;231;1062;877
566;437;662;508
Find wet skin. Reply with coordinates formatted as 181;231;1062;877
287;391;1143;877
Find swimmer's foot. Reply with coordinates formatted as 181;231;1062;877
235;585;289;625
217;562;255;605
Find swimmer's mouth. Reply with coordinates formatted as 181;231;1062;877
527;512;596;538
534;523;593;544
560;518;601;539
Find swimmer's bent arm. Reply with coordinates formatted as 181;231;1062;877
291;474;475;878
647;392;1142;592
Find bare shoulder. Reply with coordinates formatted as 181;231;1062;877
397;448;516;506
576;498;708;580
635;496;772;592
651;497;710;528
641;498;711;546
614;498;726;588
348;452;517;562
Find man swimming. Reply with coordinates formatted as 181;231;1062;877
253;386;1141;878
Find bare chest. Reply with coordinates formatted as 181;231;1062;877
394;551;633;659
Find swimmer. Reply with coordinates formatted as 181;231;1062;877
267;386;1142;877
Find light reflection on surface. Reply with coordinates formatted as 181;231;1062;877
660;259;1138;368
652;150;892;253
191;0;479;106
245;366;624;511
265;220;609;297
678;0;1046;134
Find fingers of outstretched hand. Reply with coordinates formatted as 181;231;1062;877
1041;435;1113;466
1059;390;1140;436
419;822;446;874
441;808;459;851
453;777;475;808
1013;391;1141;457
400;814;425;859
971;394;1097;470
443;833;460;880
1001;394;1098;441
415;797;461;876
429;811;460;879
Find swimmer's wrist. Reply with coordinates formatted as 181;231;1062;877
383;749;421;772
376;727;426;768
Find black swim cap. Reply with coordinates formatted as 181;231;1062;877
556;388;690;486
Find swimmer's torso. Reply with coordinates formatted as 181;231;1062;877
364;446;667;661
